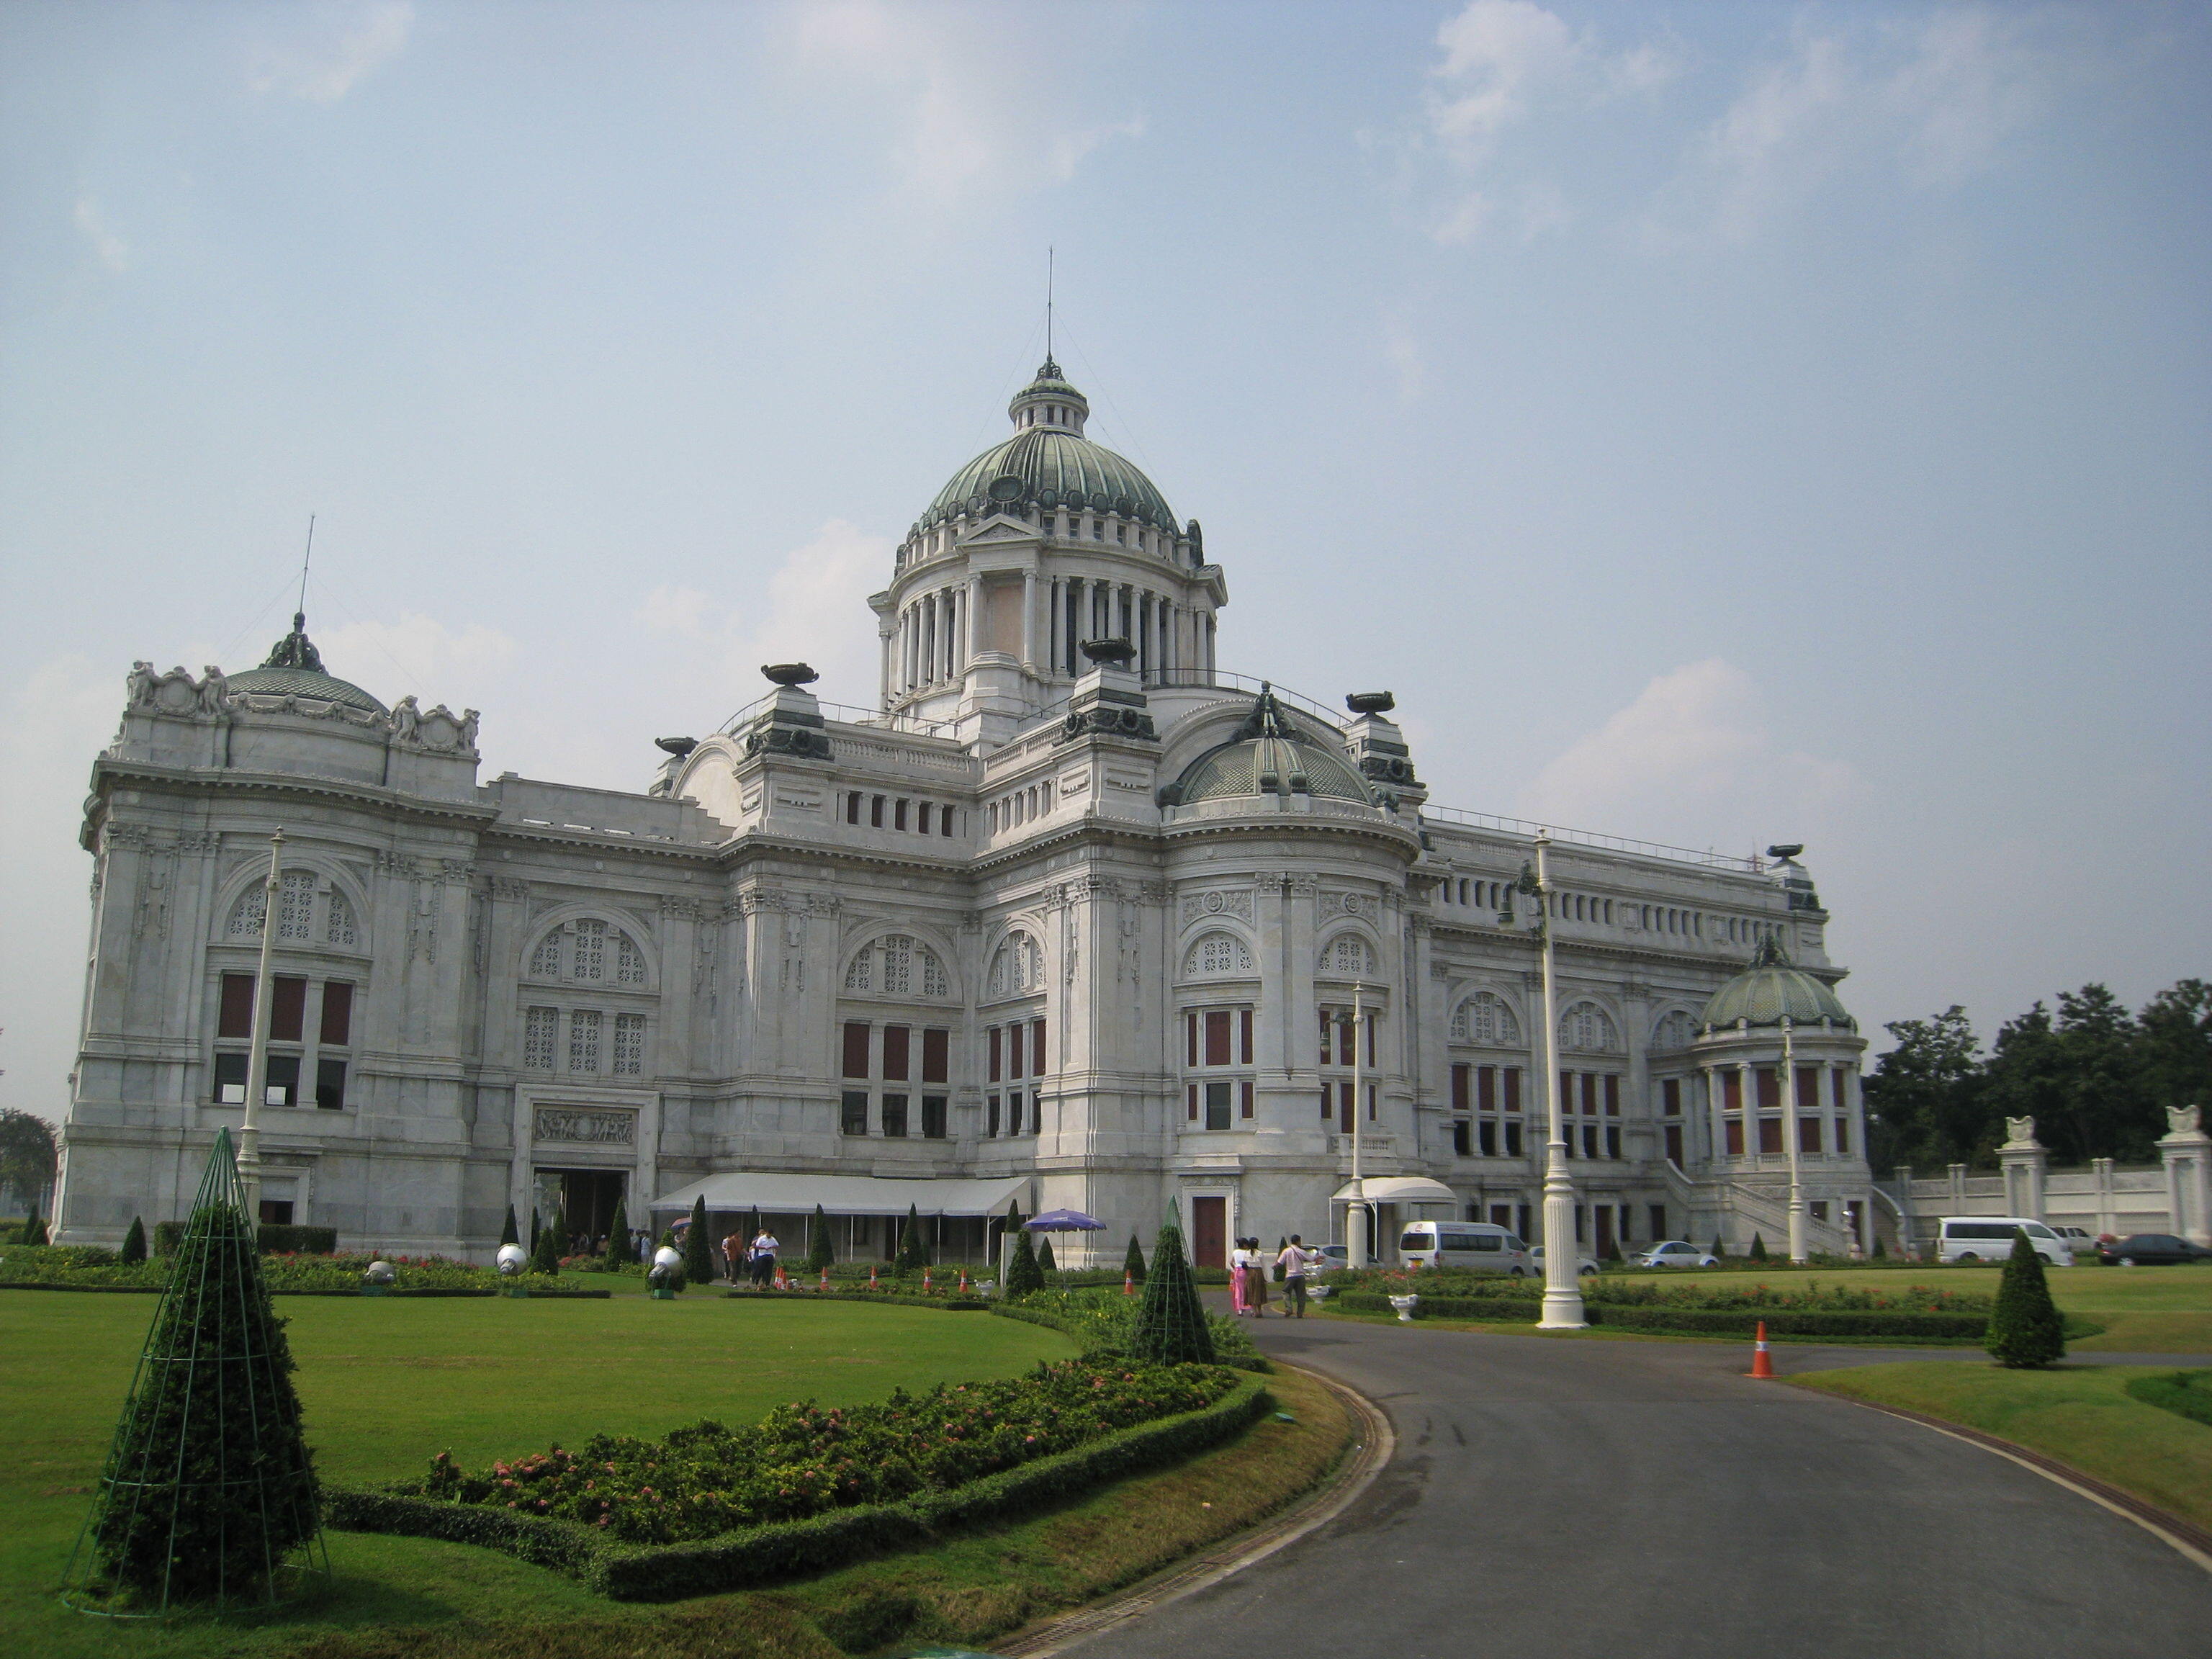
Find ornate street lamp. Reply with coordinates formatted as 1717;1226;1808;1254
1783;1016;1808;1262
238;829;286;1229
1521;833;1586;1329
1344;984;1370;1269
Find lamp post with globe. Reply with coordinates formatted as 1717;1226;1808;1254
1521;833;1586;1330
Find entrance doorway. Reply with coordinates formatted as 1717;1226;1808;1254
535;1168;626;1249
1594;1204;1616;1259
1190;1195;1227;1269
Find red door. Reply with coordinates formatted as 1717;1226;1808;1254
1191;1197;1227;1270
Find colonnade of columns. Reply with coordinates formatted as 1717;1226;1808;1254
1692;1058;1865;1166
884;574;1220;701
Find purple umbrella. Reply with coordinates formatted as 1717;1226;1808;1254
1024;1208;1104;1232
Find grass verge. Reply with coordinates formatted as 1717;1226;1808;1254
1795;1360;2212;1534
274;1364;1351;1658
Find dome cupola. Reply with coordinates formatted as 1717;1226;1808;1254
1162;686;1372;806
1700;937;1854;1032
225;614;387;714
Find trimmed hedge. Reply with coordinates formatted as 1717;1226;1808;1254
722;1289;989;1312
150;1221;337;1257
328;1371;1272;1600
1329;1290;1996;1341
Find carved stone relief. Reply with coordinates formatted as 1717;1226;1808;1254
1181;889;1254;926
533;1105;637;1146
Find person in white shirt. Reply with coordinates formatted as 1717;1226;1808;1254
749;1228;780;1287
1277;1233;1318;1318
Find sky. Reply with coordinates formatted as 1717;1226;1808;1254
3;1;2207;1125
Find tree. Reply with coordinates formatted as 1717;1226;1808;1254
683;1195;714;1285
1748;1233;1768;1262
1038;1236;1057;1272
602;1197;629;1265
1124;1233;1147;1282
1273;1235;1287;1282
18;1204;48;1246
71;1128;318;1608
806;1204;834;1273
1863;1007;1988;1173
1870;1236;1887;1259
2136;979;2212;1123
529;1208;540;1254
1984;986;2158;1166
1709;1236;1727;1262
1004;1228;1045;1298
896;1203;929;1272
499;1205;519;1248
120;1217;147;1267
1130;1219;1215;1365
1987;1229;2066;1367
531;1205;567;1274
0;1108;56;1218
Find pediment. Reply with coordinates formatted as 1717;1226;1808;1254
959;515;1040;545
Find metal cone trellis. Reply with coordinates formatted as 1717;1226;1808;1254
1130;1218;1216;1366
62;1128;324;1614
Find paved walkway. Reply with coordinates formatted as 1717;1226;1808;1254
1062;1313;2212;1659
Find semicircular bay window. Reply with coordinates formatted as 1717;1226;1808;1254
527;917;650;986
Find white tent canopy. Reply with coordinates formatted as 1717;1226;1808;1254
1330;1176;1459;1208
648;1171;1032;1218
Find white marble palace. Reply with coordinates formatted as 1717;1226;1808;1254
55;357;1875;1267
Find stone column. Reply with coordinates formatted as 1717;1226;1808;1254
966;572;984;671
1021;570;1037;670
1702;1064;1722;1167
2092;1156;2116;1237
2159;1107;2212;1246
1998;1117;2046;1221
1735;1063;1753;1159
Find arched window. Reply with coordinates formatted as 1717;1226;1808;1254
226;869;354;949
1560;1001;1621;1053
1183;932;1254;977
986;932;1044;1001
845;933;952;1000
1650;1010;1698;1051
526;919;652;986
1316;933;1374;979
1449;992;1521;1046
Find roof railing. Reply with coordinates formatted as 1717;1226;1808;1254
714;693;957;741
1418;803;1767;873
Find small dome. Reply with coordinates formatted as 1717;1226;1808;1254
225;614;387;714
1166;687;1372;806
1700;938;1854;1031
920;359;1176;531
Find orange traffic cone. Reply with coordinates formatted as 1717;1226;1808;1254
923;1267;932;1293
819;1267;829;1292
868;1264;878;1290
775;1264;787;1291
1748;1320;1776;1380
958;1269;970;1294
1124;1269;1136;1296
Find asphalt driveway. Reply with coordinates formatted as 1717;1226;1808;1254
1061;1314;2212;1659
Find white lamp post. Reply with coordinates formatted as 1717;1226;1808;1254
1783;1016;1808;1262
1528;833;1586;1329
237;828;285;1230
1346;981;1370;1269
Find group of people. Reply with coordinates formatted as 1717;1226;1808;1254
720;1227;782;1287
1230;1235;1322;1318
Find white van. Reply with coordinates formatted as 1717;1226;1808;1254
1936;1216;2072;1268
1398;1220;1532;1275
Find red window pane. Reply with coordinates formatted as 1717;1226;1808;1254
1318;1008;1331;1065
1726;1118;1745;1155
1833;1116;1851;1154
271;976;307;1043
1503;1067;1521;1112
1188;1084;1199;1121
1188;1011;1199;1067
1319;1085;1332;1120
1581;1074;1598;1114
1239;1008;1253;1065
1662;1078;1681;1117
1796;1066;1821;1111
1337;1017;1354;1068
319;981;353;1047
1239;1079;1254;1118
1758;1116;1784;1154
1799;1116;1822;1154
989;1025;1002;1083
1756;1069;1781;1110
1205;1010;1232;1067
219;974;255;1039
1030;1018;1046;1076
1723;1071;1743;1110
884;1025;910;1082
1007;1024;1024;1080
842;1022;871;1079
922;1028;949;1084
1478;1065;1496;1112
1452;1064;1470;1112
1604;1075;1620;1116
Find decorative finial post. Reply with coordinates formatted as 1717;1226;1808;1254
1530;830;1586;1328
1783;1015;1808;1262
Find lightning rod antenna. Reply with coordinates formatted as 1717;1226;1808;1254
297;515;316;619
1047;246;1054;360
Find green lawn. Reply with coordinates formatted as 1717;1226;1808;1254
1797;1360;2212;1534
1604;1264;2212;1351
1;1291;1074;1659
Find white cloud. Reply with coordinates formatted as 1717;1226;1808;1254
1645;11;2055;247
1429;0;1584;143
71;197;128;273
313;613;518;714
636;520;891;715
248;1;413;104
1514;659;1858;850
788;1;1142;205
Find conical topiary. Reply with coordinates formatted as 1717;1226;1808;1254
1273;1234;1287;1281
529;1208;540;1254
1748;1233;1768;1262
120;1216;147;1267
64;1128;321;1609
19;1203;47;1246
683;1195;714;1285
1131;1219;1215;1366
602;1198;629;1265
1871;1235;1887;1259
1709;1236;1726;1262
1987;1229;2067;1368
896;1203;928;1272
1124;1233;1147;1283
1038;1236;1057;1273
531;1205;567;1274
806;1204;834;1273
1004;1228;1045;1298
500;1205;519;1248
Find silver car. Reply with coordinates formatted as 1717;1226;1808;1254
1529;1244;1600;1277
1636;1240;1719;1268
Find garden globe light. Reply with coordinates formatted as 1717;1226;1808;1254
363;1259;395;1285
652;1244;683;1273
495;1244;527;1277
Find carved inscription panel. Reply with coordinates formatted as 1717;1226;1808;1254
534;1106;637;1146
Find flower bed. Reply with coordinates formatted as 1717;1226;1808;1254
0;1244;589;1296
1325;1288;1998;1339
993;1287;1265;1370
329;1363;1272;1599
1325;1267;1994;1315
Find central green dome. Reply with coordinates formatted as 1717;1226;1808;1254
1700;938;1854;1031
225;614;387;714
1164;687;1371;807
919;358;1175;530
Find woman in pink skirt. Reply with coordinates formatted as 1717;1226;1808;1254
1229;1238;1252;1315
1244;1238;1272;1318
